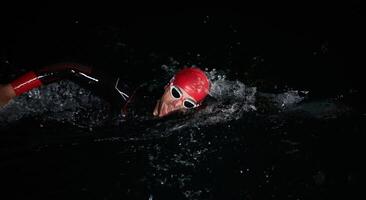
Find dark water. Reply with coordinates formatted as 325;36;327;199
1;5;365;200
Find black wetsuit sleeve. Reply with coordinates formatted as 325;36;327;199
35;63;132;111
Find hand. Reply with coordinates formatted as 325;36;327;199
0;84;16;108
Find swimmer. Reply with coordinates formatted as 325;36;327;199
0;63;210;118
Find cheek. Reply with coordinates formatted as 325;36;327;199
160;89;184;108
161;89;171;100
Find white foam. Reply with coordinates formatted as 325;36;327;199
0;81;110;129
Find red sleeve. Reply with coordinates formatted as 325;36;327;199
10;71;43;96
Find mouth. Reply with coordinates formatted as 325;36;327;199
153;100;166;117
153;100;161;117
158;101;170;117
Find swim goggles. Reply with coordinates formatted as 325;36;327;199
170;85;198;109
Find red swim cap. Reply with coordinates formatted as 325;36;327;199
171;67;210;103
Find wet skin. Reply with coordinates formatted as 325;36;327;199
0;84;16;108
153;84;197;118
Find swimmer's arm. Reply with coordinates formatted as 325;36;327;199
0;63;131;111
0;63;94;108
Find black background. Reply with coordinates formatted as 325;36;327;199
1;2;364;94
1;2;365;200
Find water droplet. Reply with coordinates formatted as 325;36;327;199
203;15;210;24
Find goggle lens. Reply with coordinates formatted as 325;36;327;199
171;86;181;99
183;100;196;109
170;85;198;109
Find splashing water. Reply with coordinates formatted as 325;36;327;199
162;68;258;132
119;66;310;141
0;81;110;129
0;64;355;200
0;64;311;138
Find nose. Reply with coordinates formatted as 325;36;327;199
172;99;183;107
158;99;183;117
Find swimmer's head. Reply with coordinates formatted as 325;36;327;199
153;67;210;117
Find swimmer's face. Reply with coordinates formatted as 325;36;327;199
153;84;198;118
